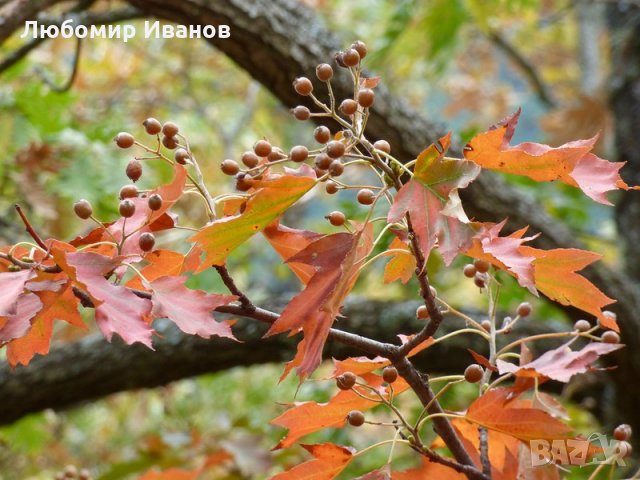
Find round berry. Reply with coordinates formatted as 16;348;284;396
336;372;356;390
162;121;179;138
139;232;155;252
600;311;617;329
347;410;365;427
293;105;311;121
342;48;360;67
73;199;93;220
315;153;332;170
474;259;490;273
464;364;484;383
63;465;78;478
382;366;398;384
293;77;313;96
119;199;136;218
329;160;344;177
327;211;346;226
326;181;339;194
316;63;334;82
241;151;260;168
119;184;138;199
290;145;309;163
148;194;163;211
254;139;272;157
351;40;368;59
162;135;178;150
143;118;162;135
617;441;632;459
326;140;346;159
357;88;375;108
373;140;390;154
174;148;190;165
235;173;253;192
517;302;532;317
474;273;486;288
115;132;135;149
574;319;591;332
126;159;143;182
78;469;91;480
481;320;492;332
357;188;375;205
602;331;620;344
221;159;240;176
267;148;283;162
614;424;632;441
339;99;358;116
416;305;429;319
463;264;476;278
314;167;327;178
314;126;331;144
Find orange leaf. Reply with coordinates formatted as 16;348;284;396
271;443;354;480
126;249;198;290
520;247;616;329
383;238;416;284
272;374;409;449
464;109;630;205
465;388;573;443
190;174;315;269
391;458;466;479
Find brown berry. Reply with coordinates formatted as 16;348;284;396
474;273;487;288
326;140;346;159
241;151;260;168
316;63;334;82
221;159;240;176
143;118;162;135
329;160;344;177
78;469;91;480
119;199;136;218
416;305;429;319
115;132;135;149
119;184;138;199
162;135;178;150
162;121;179;138
63;465;78;477
464;364;484;383
174;148;190;165
373;140;390;154
73;199;93;220
481;320;492;332
139;232;155;252
614;424;632;441
336;372;356;390
382;366;398;384
574;319;591;332
351;40;368;59
357;88;375;108
327;211;346;226
148;194;163;211
293;77;313;96
602;331;620;344
339;99;358;116
290;145;309;163
463;264;476;278
293;105;311;121
235;173;253;192
474;259;490;273
254;139;272;157
126;159;143;182
269;148;286;162
342;48;360;67
314;167;327;178
315;153;332;170
517;302;532;317
326;181;339;194
314;126;331;144
357;188;375;205
347;410;365;427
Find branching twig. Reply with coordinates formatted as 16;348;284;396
14;204;47;250
479;426;491;477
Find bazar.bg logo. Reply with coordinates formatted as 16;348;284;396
530;434;629;467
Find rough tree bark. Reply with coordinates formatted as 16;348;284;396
0;298;571;426
0;0;639;433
